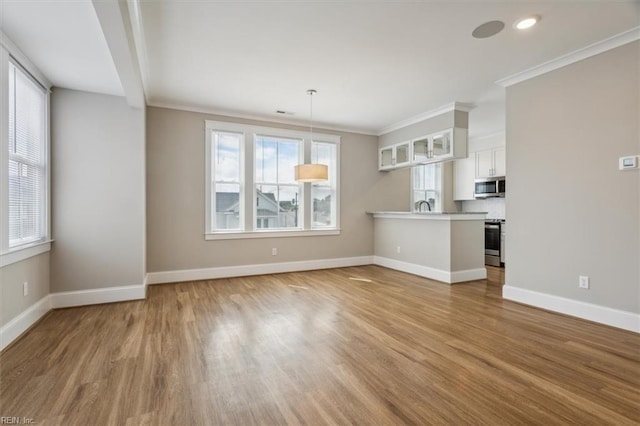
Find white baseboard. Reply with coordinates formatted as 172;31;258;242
1;283;146;352
503;285;640;333
373;256;486;284
146;256;375;285
50;284;146;309
0;295;52;352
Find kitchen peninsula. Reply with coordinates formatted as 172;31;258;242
369;211;487;284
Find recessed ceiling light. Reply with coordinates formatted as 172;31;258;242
472;20;505;39
514;15;540;30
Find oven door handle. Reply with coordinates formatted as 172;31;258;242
486;224;500;229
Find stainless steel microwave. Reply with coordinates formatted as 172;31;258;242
474;177;506;198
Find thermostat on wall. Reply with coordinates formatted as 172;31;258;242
619;155;639;170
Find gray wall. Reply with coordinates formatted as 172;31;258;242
51;89;146;292
146;106;404;273
0;253;50;327
374;218;484;272
506;42;639;314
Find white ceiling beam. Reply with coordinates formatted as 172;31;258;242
92;0;144;109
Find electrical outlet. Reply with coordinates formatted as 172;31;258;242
396;246;401;254
272;248;277;256
579;275;590;289
23;281;29;296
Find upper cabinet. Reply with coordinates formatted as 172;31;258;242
379;140;411;170
476;146;506;178
379;128;467;171
453;156;476;201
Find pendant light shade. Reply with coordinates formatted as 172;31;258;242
294;163;328;182
295;89;328;183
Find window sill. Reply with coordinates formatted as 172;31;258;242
205;229;341;241
0;240;53;268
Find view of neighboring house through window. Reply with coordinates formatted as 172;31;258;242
205;120;340;239
255;136;302;229
211;131;243;231
311;141;337;228
412;163;441;212
7;61;47;248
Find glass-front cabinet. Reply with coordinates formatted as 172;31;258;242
431;130;452;158
412;137;430;163
379;127;466;171
379;141;411;170
411;129;454;164
379;146;394;169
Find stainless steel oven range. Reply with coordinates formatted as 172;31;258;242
485;219;505;267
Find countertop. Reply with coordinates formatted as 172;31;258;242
367;211;487;221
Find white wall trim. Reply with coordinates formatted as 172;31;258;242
496;26;640;87
451;268;488;283
503;285;640;333
469;130;505;143
377;101;473;136
0;295;52;352
373;256;486;284
146;256;374;285
147;100;377;136
0;241;51;267
50;284;146;309
0;30;52;89
1;283;146;351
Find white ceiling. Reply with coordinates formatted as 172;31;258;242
1;1;639;137
0;0;123;97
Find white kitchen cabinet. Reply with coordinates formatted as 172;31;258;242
453;156;476;201
379;140;411;170
411;128;467;165
476;146;505;178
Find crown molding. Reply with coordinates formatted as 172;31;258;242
496;26;640;88
147;100;379;136
0;30;52;89
377;101;474;136
469;130;505;142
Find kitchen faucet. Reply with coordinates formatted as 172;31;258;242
417;200;431;212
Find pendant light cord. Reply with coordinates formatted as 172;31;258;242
307;89;316;144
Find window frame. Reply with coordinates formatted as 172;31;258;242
204;120;340;240
411;163;443;213
0;37;52;267
254;133;303;232
310;141;339;230
206;129;245;233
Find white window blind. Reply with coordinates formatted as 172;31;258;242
8;61;47;248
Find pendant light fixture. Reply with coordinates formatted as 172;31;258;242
295;89;328;182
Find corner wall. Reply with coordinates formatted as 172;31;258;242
50;89;146;294
504;42;639;330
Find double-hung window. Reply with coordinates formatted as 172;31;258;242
205;120;340;239
412;163;442;212
1;44;50;264
311;142;337;228
209;131;243;232
255;135;302;230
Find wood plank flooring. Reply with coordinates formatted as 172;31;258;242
1;265;638;425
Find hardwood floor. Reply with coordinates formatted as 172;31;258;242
1;266;638;425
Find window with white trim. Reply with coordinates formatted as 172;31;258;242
412;163;442;212
311;142;337;228
2;56;49;253
210;131;243;231
205;120;340;239
255;135;302;230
